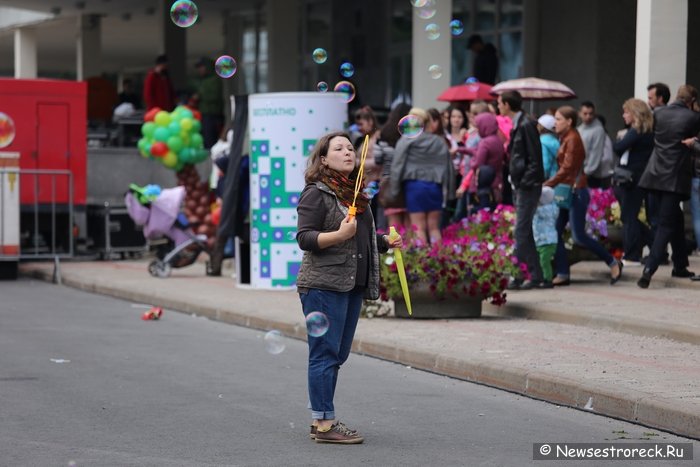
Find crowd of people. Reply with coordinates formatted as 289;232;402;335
349;82;700;290
292;79;700;446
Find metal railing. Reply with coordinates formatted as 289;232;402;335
0;168;74;259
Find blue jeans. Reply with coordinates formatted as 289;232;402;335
554;187;616;278
300;287;364;420
691;178;700;250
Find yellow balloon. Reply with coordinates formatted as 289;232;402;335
155;111;171;127
180;117;193;131
162;151;178;168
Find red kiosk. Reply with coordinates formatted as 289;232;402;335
0;78;87;264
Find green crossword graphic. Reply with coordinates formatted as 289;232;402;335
248;93;347;289
250;139;307;287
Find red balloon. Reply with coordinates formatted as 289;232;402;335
144;107;161;122
151;141;168;157
211;208;220;226
192;109;202;121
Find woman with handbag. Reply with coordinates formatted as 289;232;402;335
544;106;623;286
374;103;412;230
613;98;655;265
390;107;454;244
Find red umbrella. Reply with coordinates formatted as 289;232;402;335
437;82;494;102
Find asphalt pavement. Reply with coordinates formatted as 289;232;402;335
18;255;700;442
0;280;695;466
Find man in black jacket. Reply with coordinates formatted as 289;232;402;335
498;91;545;289
638;85;700;288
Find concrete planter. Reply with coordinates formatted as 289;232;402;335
393;283;482;319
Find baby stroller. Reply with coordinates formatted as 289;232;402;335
125;185;210;278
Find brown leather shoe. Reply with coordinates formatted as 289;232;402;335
315;422;364;444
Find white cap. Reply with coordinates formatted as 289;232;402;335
538;114;556;132
540;186;555;204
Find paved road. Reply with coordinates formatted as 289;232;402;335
0;279;694;466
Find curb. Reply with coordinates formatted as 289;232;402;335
484;302;700;346
21;266;700;440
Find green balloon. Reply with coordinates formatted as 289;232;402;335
167;136;184;153
153;127;171;142
191;148;207;163
191;133;203;148
192;119;202;133
168;121;181;135
179;108;194;120
179;147;192;163
142;122;156;138
137;138;150;157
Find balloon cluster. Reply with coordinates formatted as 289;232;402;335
137;106;209;171
177;165;217;245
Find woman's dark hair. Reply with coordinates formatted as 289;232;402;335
556;105;578;128
427;108;450;147
305;131;354;183
354;105;378;134
379;103;412;148
445;106;468;134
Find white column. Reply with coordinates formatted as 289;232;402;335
635;0;687;100
14;27;37;78
76;14;102;80
412;1;452;110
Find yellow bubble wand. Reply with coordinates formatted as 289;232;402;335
347;134;370;220
389;225;412;316
348;136;411;315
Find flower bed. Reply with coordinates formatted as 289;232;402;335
380;205;522;307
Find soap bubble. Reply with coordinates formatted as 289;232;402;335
170;0;198;28
428;65;443;79
397;115;424;139
312;48;328;64
317;81;328;92
305;311;330;337
0;112;16;148
264;330;285;355
450;19;464;36
215;55;237;78
410;0;428;6
339;62;355;78
425;23;440;40
333;81;356;103
416;0;436;19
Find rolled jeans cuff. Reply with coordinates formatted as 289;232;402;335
311;410;335;420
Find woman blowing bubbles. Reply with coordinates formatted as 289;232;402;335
296;131;403;444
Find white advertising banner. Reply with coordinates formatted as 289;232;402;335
0;151;20;258
248;92;347;288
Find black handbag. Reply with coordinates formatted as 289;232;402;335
612;166;634;186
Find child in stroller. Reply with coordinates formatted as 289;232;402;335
125;184;210;278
